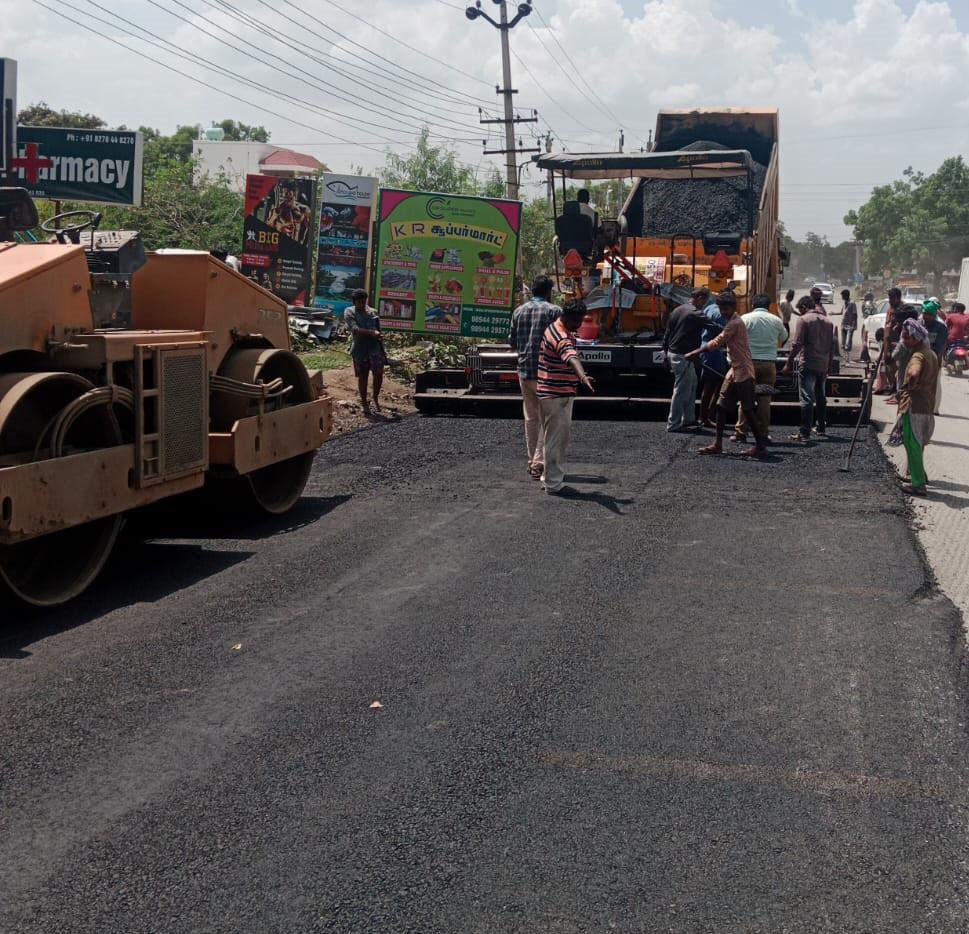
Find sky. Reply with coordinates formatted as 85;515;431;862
4;0;969;242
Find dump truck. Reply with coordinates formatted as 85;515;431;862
0;188;331;607
414;108;866;420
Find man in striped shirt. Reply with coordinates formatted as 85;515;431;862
537;299;596;494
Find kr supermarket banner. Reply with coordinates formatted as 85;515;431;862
241;174;316;306
373;189;522;338
313;172;376;314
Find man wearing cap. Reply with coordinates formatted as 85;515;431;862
783;293;835;441
684;291;768;459
344;289;385;415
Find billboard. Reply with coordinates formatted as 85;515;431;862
241;174;317;306
1;59;15;175
12;126;144;205
373;189;522;338
313;172;376;315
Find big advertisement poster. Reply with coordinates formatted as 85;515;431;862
373;189;522;338
241;174;316;306
313;173;376;314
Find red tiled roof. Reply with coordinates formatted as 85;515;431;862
259;148;323;170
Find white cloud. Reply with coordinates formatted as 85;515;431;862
3;0;968;240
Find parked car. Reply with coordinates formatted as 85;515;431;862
861;300;890;356
813;282;834;303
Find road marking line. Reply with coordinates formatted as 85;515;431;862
540;751;963;805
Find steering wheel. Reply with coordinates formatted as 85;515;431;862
41;210;102;244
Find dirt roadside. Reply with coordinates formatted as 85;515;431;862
321;365;416;434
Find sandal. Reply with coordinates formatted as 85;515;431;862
697;444;722;456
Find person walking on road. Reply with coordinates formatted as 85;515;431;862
784;293;835;442
921;299;947;414
509;276;561;479
685;291;768;460
889;319;939;497
663;287;710;433
344;289;385;415
733;293;788;445
840;289;858;356
537;299;596;495
779;289;796;327
697;295;727;428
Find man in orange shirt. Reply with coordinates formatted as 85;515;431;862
685;291;768;459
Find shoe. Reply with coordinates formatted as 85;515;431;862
528;465;543;480
729;433;748;444
544;485;574;496
899;475;930;486
901;483;927;497
788;432;809;443
812;428;827;439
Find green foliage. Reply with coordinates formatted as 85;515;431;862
98;157;243;251
519;197;555;284
845;158;969;278
17;101;105;129
299;348;353;371
380;127;479;194
212;120;270;143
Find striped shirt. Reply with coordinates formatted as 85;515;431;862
537;320;580;397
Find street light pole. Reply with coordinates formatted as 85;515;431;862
466;1;536;201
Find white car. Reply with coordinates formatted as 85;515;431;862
862;309;887;357
813;282;834;303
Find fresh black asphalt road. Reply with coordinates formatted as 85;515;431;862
2;415;968;932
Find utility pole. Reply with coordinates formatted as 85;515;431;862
467;1;539;200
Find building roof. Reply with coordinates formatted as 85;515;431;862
259;148;324;170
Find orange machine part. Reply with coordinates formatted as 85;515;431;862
0;244;94;356
131;252;291;372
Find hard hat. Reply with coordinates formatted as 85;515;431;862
922;299;941;315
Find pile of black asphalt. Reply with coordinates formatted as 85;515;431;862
631;140;768;239
2;416;968;932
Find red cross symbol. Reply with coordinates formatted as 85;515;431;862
11;143;53;184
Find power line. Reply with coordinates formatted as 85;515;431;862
270;0;496;109
139;0;486;138
316;0;492;89
31;0;500;179
73;0;476;144
203;0;496;116
527;1;625;130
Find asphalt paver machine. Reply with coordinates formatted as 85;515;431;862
0;187;331;607
414;108;865;419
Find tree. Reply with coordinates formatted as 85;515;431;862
380;127;479;194
519;196;555;284
17;101;105;129
213;119;270;143
845;158;969;281
99;157;243;252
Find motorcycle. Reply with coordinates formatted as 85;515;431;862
945;341;968;376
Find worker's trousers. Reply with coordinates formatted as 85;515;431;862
540;395;574;493
737;361;776;439
519;377;545;470
667;353;697;431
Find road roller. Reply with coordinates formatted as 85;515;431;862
0;187;331;607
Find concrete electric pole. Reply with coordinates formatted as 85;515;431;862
467;1;539;201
